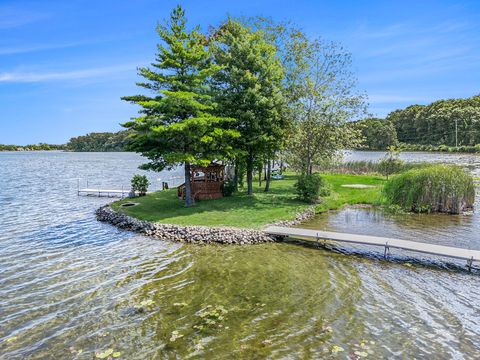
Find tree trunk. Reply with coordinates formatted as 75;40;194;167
184;162;193;207
233;160;239;192
306;139;313;175
264;160;271;192
246;153;254;195
258;165;262;187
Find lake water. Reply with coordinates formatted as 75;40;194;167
345;150;480;177
1;151;480;359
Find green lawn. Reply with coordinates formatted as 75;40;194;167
112;173;386;229
112;174;308;229
317;173;386;213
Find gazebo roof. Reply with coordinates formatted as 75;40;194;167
191;162;225;169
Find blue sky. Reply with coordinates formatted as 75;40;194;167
1;0;479;145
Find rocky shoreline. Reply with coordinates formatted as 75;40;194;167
95;204;316;245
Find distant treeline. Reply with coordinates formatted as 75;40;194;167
0;143;66;151
352;95;480;151
65;131;132;152
1;131;132;152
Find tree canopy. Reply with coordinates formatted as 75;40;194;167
387;95;480;146
282;32;366;173
351;118;398;150
356;95;480;150
66;131;131;152
121;8;368;200
122;6;238;206
210;18;288;194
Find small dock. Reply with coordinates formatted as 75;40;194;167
78;188;132;197
264;226;480;270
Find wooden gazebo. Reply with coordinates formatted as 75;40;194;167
177;163;225;201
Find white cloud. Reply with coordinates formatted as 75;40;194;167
0;5;49;29
368;94;416;104
352;23;407;39
0;41;93;56
0;64;140;83
368;94;427;103
0;36;126;56
352;20;471;41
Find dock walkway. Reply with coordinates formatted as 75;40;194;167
264;226;480;269
78;188;132;197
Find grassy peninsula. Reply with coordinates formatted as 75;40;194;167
113;173;385;229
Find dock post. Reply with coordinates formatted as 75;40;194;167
384;242;390;259
467;257;474;272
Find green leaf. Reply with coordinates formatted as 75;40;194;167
96;348;114;359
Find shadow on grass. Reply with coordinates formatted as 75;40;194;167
113;175;307;228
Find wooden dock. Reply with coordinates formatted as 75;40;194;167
264;226;480;269
78;188;132;197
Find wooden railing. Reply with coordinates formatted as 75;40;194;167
177;181;223;200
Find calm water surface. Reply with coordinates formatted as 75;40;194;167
1;151;480;359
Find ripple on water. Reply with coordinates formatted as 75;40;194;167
1;152;480;359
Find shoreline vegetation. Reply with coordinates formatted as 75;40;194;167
0;143;65;151
0;131;130;152
355;143;480;154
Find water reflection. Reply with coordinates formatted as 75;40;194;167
303;207;478;250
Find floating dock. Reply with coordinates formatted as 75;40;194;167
264;226;480;270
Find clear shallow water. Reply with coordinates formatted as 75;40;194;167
1;151;480;359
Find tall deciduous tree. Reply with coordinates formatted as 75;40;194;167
239;19;366;174
122;6;238;206
210;19;288;195
285;37;367;174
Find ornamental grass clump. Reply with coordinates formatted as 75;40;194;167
383;164;475;214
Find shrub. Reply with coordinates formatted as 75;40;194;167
222;179;236;197
383;164;475;214
378;147;404;179
131;174;150;196
378;157;404;179
294;173;330;203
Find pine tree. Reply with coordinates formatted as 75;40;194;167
122;6;238;206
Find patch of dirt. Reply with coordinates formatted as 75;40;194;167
340;184;377;189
